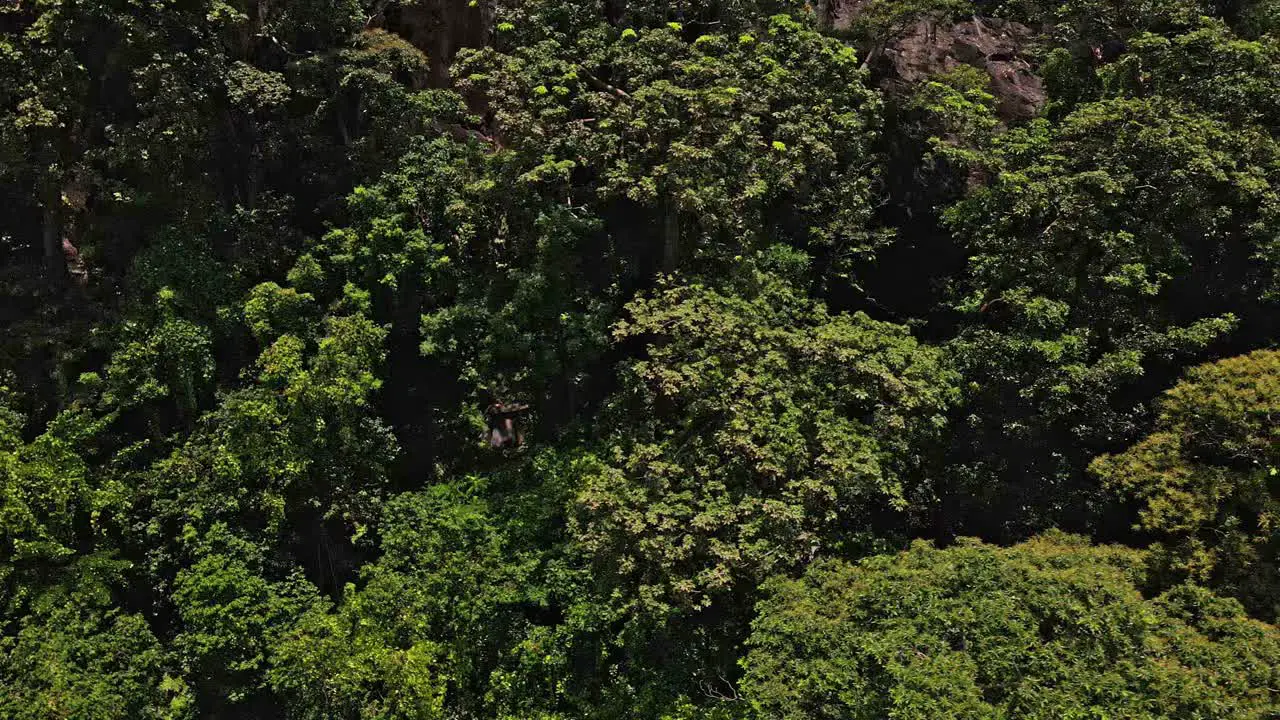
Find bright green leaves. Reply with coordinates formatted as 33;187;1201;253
0;395;175;712
100;296;215;422
306;180;450;302
0;600;189;720
244;283;320;344
1104;21;1280;127
1092;350;1280;618
305;314;389;410
0;404;86;569
0;355;180;716
0;398;124;618
955;98;1276;318
572;273;957;614
500;0;811;39
149;309;393;549
902;66;1001;160
139;288;396;707
743;533;1280;720
170;534;320;704
272;614;448;720
267;481;532;719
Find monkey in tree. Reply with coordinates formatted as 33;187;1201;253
485;398;529;448
1092;38;1127;65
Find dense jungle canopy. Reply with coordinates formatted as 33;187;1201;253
2;0;1280;717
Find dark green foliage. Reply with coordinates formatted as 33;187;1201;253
991;0;1211;45
460;11;884;282
944;95;1279;535
834;0;974;47
4;0;1280;717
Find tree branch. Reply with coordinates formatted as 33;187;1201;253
580;69;630;99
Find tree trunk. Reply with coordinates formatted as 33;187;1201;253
815;0;832;28
661;198;679;275
41;190;65;282
605;0;627;24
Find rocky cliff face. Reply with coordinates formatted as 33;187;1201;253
829;2;1046;121
877;17;1044;120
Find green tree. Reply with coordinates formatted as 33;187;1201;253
743;533;1280;719
290;135;615;470
460;12;884;282
1092;350;1280;619
267;480;533;719
0;396;120;614
574;269;956;615
992;0;1211;47
1101;20;1280;130
547;264;956;714
0;387;186;717
944;96;1280;536
132;287;395;709
0;598;190;720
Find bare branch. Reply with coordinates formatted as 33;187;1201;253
580;69;630;99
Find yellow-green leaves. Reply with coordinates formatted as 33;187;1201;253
744;533;1280;720
1092;350;1280;618
571;274;956;617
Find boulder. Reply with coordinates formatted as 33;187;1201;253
880;17;1044;120
824;1;1045;121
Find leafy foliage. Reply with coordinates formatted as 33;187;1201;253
1092;350;1280;618
460;11;884;281
744;533;1280;719
944;95;1279;535
4;0;1280;717
0;599;188;720
574;269;957;617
